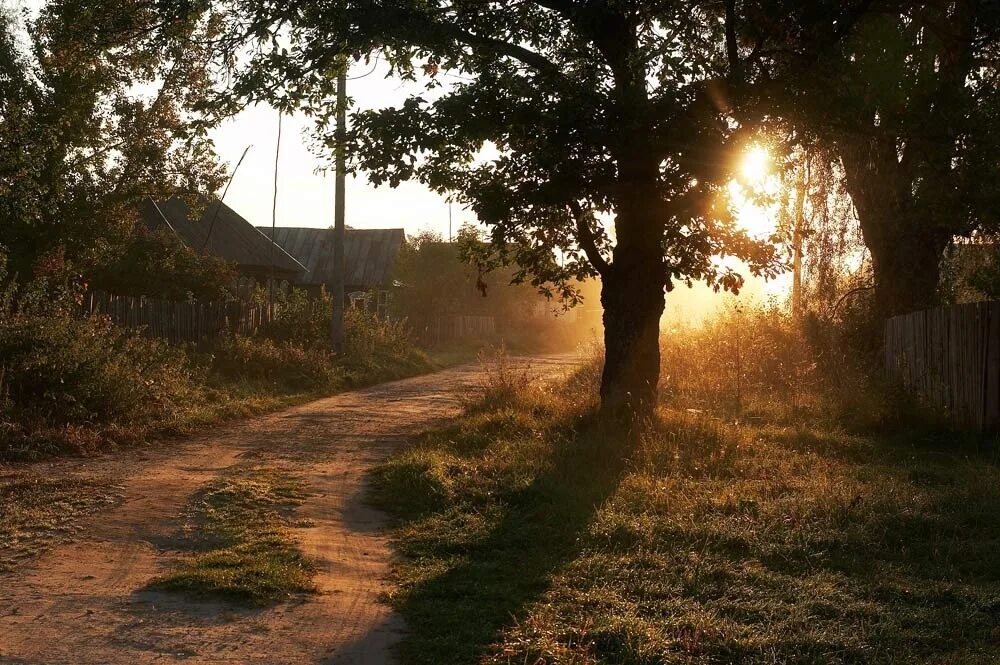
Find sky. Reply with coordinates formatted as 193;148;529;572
211;60;465;239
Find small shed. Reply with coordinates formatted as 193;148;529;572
260;227;406;294
143;196;305;281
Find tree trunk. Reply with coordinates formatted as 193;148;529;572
790;158;809;320
599;176;666;417
600;253;665;416
869;231;948;318
841;143;947;319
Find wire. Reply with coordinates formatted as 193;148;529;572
202;144;251;252
347;56;381;81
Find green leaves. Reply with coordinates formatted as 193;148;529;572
0;1;225;278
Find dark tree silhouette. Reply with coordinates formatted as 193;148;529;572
198;1;886;414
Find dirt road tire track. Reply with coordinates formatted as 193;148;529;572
0;356;577;665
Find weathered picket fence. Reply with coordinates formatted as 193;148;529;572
84;291;270;344
884;301;1000;430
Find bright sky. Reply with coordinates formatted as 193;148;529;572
212;60;464;238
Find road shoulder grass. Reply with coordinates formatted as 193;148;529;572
372;362;1000;664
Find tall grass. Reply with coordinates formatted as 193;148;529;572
373;311;1000;664
0;277;432;461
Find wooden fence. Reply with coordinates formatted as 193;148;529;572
84;291;271;344
884;301;1000;430
424;315;497;346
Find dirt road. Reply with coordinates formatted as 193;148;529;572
0;355;577;665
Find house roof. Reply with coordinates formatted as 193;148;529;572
142;196;305;277
259;227;406;290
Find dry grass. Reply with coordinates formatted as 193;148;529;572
0;473;123;571
372;328;1000;664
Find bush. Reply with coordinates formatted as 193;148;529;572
342;306;430;380
91;228;237;302
0;275;197;457
660;302;818;420
209;335;344;392
659;302;944;433
265;288;331;346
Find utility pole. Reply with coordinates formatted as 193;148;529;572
330;64;347;353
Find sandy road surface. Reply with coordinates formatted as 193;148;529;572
0;355;578;665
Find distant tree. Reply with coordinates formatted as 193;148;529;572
191;0;884;414
772;148;868;318
741;0;1000;318
0;1;224;282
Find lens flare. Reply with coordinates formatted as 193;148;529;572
741;146;770;184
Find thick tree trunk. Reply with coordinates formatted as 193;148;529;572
869;231;948;318
841;144;948;319
599;173;666;417
599;250;665;416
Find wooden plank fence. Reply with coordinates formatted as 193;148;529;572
885;301;1000;430
84;291;271;344
425;315;497;346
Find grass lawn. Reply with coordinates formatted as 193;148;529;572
151;469;315;605
372;362;1000;664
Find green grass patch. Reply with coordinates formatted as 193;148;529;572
152;469;316;606
372;364;1000;664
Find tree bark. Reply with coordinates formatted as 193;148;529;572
868;230;948;318
841;142;947;319
593;11;667;418
599;169;666;417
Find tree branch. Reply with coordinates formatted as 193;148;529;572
725;0;742;83
568;201;610;276
437;22;567;80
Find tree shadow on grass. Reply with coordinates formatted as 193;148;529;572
385;417;632;665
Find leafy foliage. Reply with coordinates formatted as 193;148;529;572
91;228;238;301
0;1;224;281
741;0;1000;314
205;0;788;295
0;270;197;458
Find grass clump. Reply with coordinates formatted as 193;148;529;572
373;340;1000;664
152;469;315;606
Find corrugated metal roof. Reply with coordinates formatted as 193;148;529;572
258;227;406;289
143;196;305;277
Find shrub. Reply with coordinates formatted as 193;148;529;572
341;307;432;382
265;288;331;346
660;302;818;420
0;278;194;428
209;335;344;392
91;228;237;302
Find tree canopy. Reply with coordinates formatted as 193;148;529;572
0;1;224;280
740;0;1000;316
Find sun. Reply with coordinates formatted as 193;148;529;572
729;145;779;240
741;146;771;185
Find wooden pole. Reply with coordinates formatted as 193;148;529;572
330;64;347;353
271;113;283;322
